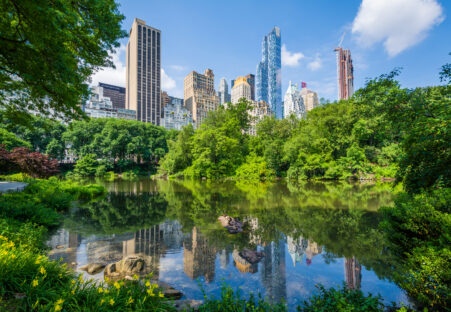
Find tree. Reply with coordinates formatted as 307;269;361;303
0;128;31;150
0;0;126;121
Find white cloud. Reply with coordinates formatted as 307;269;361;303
352;0;444;57
91;45;126;87
161;69;176;90
307;54;322;71
282;44;304;67
170;65;186;71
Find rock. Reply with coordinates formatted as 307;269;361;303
80;263;106;275
14;293;26;299
56;245;65;249
154;281;183;299
239;248;264;264
71;262;77;266
218;215;244;234
104;254;153;280
172;299;203;311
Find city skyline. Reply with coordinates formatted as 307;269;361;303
91;0;450;103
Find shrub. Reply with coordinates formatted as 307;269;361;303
198;283;287;312
0;146;59;178
0;129;31;150
74;154;98;177
235;154;275;181
298;284;385;312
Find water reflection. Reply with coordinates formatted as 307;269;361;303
48;179;408;310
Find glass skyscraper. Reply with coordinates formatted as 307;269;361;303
256;27;282;119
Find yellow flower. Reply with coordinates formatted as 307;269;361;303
145;281;151;287
10;254;16;259
78;275;83;281
98;288;104;293
158;291;164;298
109;298;115;306
56;299;64;305
147;289;154;296
71;280;76;285
32;279;39;287
40;266;46;275
59;273;63;279
104;288;109;294
114;282;120;289
104;277;109;283
100;299;105;305
54;305;62;312
133;274;139;280
35;259;41;265
127;296;134;304
71;290;75;295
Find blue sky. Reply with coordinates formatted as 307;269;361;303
92;0;451;101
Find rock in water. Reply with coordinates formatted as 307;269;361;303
79;263;106;275
218;215;244;234
239;248;265;264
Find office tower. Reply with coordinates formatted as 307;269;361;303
231;76;252;104
256;27;282;118
345;257;362;290
99;82;126;109
83;85;136;120
261;240;286;304
126;18;161;124
301;87;319;112
231;79;235;89
245;74;255;100
334;47;354;100
183;227;216;282
160;90;171;117
218;78;231;105
283;81;305;119
184;69;219;128
162;96;193;130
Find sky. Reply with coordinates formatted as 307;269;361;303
91;0;451;101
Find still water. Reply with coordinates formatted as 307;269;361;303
47;179;409;309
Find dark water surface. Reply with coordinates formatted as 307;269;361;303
47;179;409;310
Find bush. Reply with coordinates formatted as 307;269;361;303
381;188;451;310
74;154;98;177
298;284;385;312
198;283;287;312
235;154;275;181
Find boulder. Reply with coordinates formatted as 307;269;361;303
79;263;106;275
171;300;203;311
239;248;264;264
218;215;244;234
104;254;153;280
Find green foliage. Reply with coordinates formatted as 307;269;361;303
198;283;287;312
74;154;99;177
235;154;275;181
0;175;104;227
381;189;451;310
64;118;169;173
298;284;385;312
0;128;31;150
0;0;126;121
160;125;194;175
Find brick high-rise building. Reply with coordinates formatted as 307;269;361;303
160;90;171;117
334;47;354;100
126;18;161;124
184;69;219;128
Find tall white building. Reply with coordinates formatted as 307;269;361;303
301;87;319;112
84;86;136;120
231;76;252;104
283;81;305;119
161;96;193;130
218;78;231;105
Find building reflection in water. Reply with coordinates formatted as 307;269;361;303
183;227;216;282
261;239;287;304
345;256;362;290
48;230;81;269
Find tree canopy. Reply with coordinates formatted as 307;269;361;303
0;0;126;121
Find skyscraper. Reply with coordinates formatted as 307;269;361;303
283;81;305;119
300;87;319;112
218;78;231;105
334;47;354;100
231;76;252;104
99;82;126;109
126;18;161;124
184;69;219;128
256;27;282;118
245;74;255;100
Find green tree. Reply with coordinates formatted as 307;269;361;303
0;0;126;121
0;128;31;150
73;154;99;177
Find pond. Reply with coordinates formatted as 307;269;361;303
47;178;409;310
